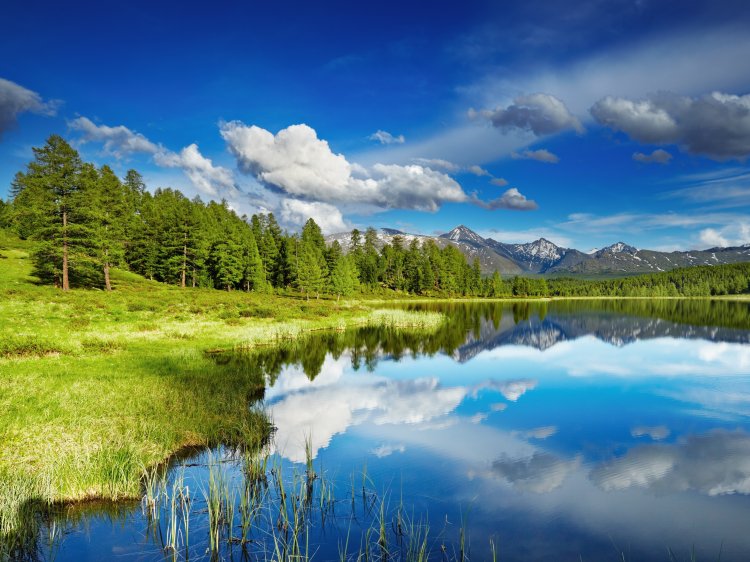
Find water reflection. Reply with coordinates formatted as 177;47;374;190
9;299;750;561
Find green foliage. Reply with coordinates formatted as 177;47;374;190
547;263;750;297
7;135;750;299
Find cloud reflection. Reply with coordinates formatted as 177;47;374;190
591;430;750;496
491;452;581;493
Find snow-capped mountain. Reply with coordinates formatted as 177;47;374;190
325;225;750;276
443;225;487;247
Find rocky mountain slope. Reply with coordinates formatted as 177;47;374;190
325;225;750;276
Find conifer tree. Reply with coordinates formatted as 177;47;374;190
10;135;84;290
330;253;359;300
86;165;128;290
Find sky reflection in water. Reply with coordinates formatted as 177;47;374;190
263;301;750;560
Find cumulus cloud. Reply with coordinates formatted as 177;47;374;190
475;93;583;136
221;121;470;212
511;149;559;163
279;198;349;234
591;92;750;160
154;144;236;197
490;177;509;187
699;228;730;248
69;116;159;157
369;163;469;211
591;430;750;496
698;223;750;248
411;157;460;172
411;159;493;179
0;77;59;139
482;187;538;211
492;452;581;493
467;164;490;176
633;149;672;165
68;117;238;199
369;129;405;144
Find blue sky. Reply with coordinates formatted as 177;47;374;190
1;0;749;251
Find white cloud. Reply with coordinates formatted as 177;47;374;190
633;149;672;165
68;117;239;200
698;223;750;248
221;121;470;212
411;157;460;172
279;198;349;234
369;163;469;211
0;77;59;138
69;116;159;157
154;144;236;197
511;149;559;163
475;93;583;136
369;130;405;144
467;164;490;176
592;92;750;160
482;187;538;211
591;430;750;496
699;228;729;248
490;177;509;187
357;26;750;170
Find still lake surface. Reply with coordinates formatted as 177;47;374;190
33;300;750;561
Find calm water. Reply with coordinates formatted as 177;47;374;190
19;300;750;561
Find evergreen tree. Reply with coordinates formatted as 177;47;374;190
86;165;128;290
294;237;325;299
241;229;269;292
208;239;243;290
10;135;84;290
329;253;359;300
359;227;381;286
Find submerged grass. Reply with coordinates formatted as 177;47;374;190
0;230;445;541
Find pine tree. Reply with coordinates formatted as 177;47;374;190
11;135;84;290
330;253;359;300
86;165;128;290
242;230;269;292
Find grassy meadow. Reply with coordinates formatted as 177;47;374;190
0;229;442;539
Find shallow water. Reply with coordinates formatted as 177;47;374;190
17;299;750;561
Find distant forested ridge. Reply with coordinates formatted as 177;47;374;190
3;135;749;298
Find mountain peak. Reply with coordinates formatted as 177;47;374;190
441;225;485;245
380;228;404;235
597;242;637;255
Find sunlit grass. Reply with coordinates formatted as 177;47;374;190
0;229;445;539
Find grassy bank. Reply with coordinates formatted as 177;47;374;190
0;233;442;540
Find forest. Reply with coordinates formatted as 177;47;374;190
2;135;749;299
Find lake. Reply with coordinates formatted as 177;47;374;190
12;299;750;561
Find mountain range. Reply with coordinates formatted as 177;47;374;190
325;225;750;276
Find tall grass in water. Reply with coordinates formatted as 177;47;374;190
204;453;230;556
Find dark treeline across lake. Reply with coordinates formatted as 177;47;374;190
5;298;750;562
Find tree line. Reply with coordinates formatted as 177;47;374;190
2;135;749;299
2;135;497;297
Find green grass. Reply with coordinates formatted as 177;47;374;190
0;229;443;538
